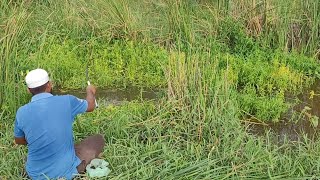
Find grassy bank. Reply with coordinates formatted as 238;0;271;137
1;0;320;179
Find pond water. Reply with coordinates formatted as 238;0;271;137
53;87;162;106
54;82;320;142
247;80;320;142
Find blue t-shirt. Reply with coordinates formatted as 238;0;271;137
14;93;88;180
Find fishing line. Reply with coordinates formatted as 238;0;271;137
87;40;99;108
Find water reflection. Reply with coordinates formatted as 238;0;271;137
247;80;320;142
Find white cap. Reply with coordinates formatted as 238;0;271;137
25;69;49;88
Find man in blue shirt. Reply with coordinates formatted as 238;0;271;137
14;69;105;179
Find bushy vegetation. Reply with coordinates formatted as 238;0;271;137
24;39;168;89
1;0;320;179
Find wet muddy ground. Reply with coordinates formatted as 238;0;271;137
247;80;320;142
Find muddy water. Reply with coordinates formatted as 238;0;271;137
54;83;320;142
53;87;162;106
248;80;320;142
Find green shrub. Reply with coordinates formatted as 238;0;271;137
26;39;168;89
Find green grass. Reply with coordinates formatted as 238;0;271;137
1;0;320;179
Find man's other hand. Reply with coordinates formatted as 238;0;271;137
14;137;27;145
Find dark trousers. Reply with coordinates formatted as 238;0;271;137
75;134;105;173
23;134;105;179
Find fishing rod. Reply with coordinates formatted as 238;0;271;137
86;41;99;108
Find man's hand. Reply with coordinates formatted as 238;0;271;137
14;137;27;145
86;85;96;95
86;85;96;112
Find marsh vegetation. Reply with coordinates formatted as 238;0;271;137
1;0;320;179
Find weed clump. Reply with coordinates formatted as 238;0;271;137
24;39;168;89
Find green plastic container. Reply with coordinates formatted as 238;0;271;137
86;159;111;178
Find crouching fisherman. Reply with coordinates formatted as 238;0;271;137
14;69;105;179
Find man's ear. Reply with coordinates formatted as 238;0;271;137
46;81;52;92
